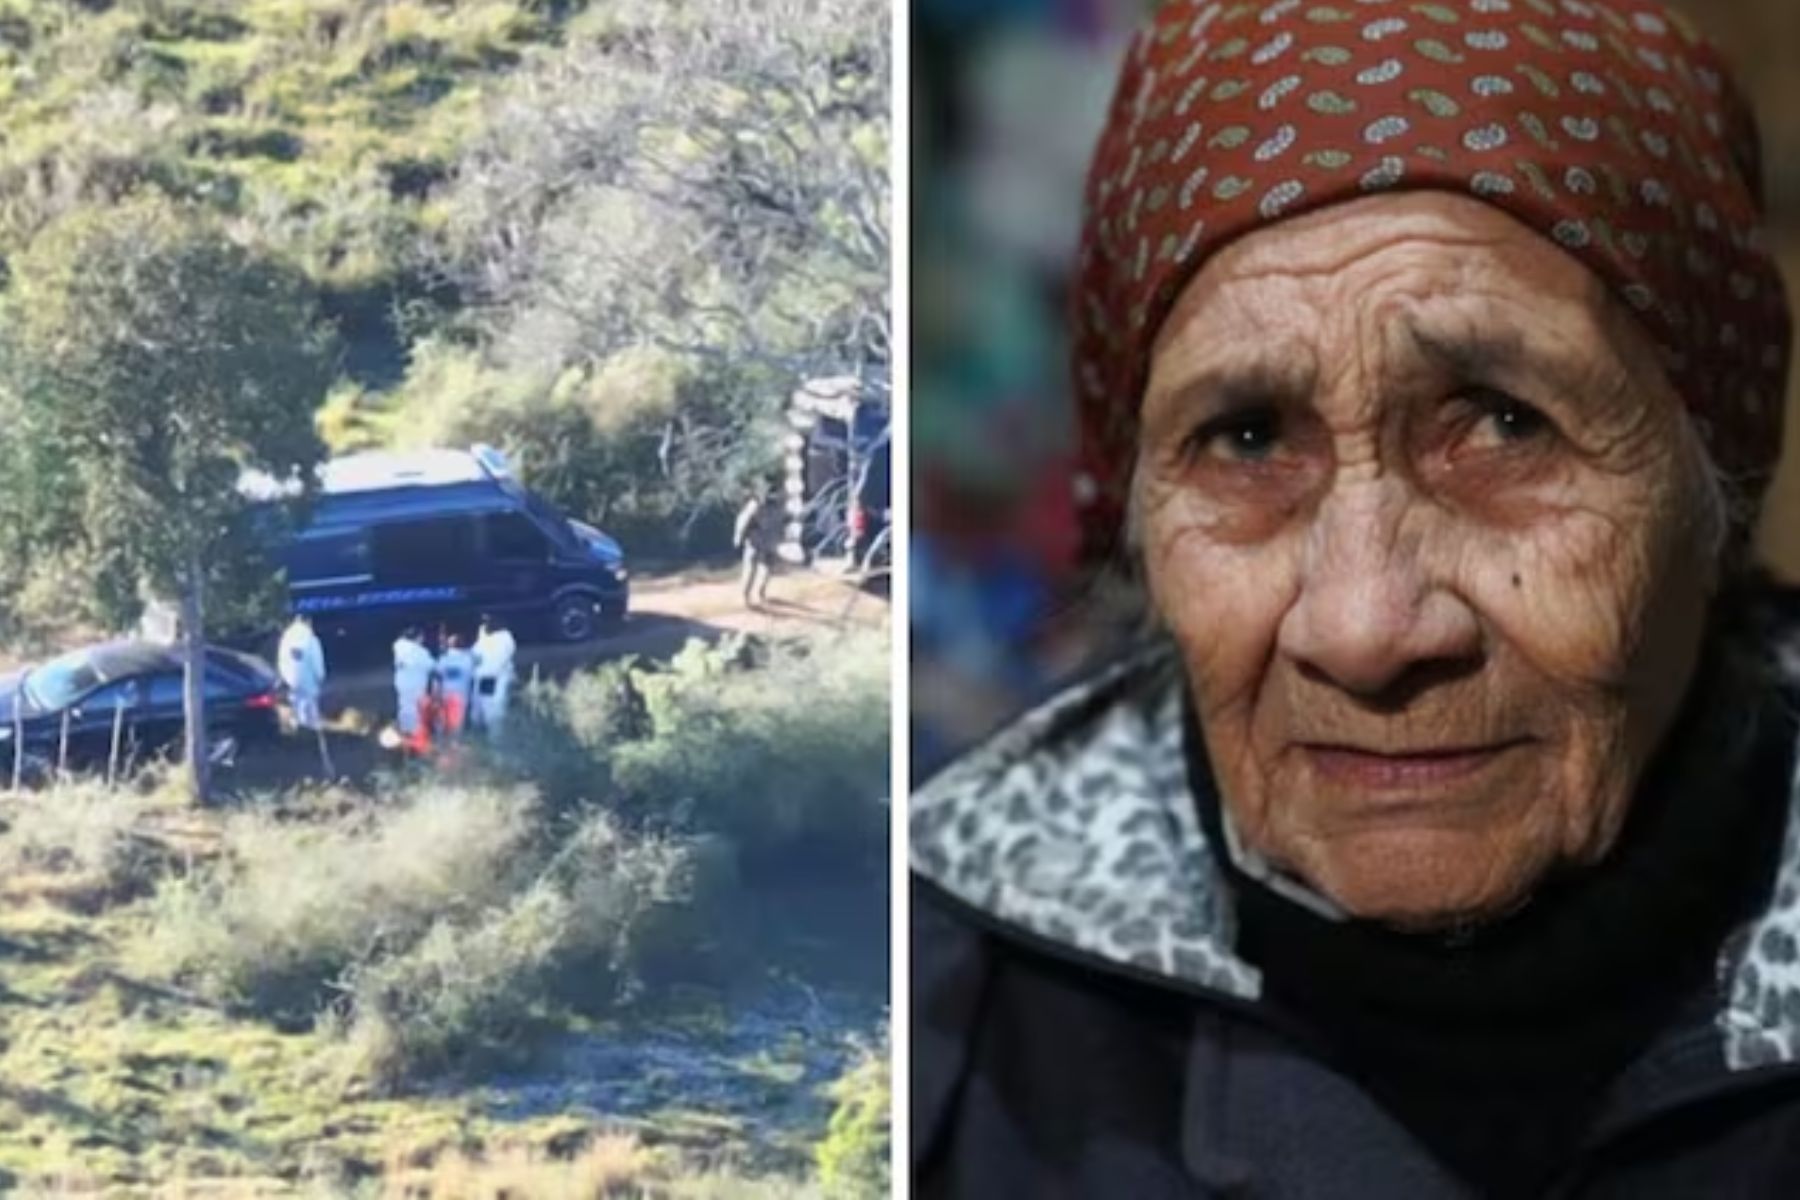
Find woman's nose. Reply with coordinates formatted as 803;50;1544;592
1276;482;1482;699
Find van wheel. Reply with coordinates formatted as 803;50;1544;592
553;595;599;643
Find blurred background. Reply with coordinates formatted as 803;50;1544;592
910;0;1800;778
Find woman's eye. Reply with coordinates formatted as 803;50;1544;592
1186;407;1282;463
1460;388;1552;448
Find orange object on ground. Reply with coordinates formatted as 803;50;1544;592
442;691;467;737
405;693;442;756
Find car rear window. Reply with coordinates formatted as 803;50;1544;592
209;649;277;685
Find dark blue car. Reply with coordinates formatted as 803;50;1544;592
0;641;282;777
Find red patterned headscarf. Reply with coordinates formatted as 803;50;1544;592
1073;0;1791;561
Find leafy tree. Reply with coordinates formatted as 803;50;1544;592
1;199;335;802
439;0;889;514
380;337;789;546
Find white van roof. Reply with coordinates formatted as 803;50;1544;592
239;444;512;500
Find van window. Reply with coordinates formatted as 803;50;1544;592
287;530;371;583
523;491;581;552
373;517;478;583
483;512;551;561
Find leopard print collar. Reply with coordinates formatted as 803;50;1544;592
909;639;1800;1073
910;642;1260;1002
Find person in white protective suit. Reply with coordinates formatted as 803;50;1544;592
434;631;477;737
471;613;518;733
277;613;327;730
392;626;435;738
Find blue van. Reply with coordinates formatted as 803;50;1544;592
245;446;628;647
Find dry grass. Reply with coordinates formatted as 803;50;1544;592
13;1134;820;1198
379;1133;657;1199
375;1139;825;1200
0;635;882;1197
125;782;540;1017
0;779;167;910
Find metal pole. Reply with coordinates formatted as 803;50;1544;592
58;710;70;777
108;699;125;788
10;700;22;792
315;723;336;781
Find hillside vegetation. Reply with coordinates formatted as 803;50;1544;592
0;1;560;297
0;630;890;1194
0;1;893;1190
0;0;890;646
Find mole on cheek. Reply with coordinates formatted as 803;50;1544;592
1512;573;1522;588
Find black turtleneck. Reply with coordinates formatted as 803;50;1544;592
1185;647;1797;1199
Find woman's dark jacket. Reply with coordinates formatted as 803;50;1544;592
911;637;1800;1198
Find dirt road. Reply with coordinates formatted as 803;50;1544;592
317;564;888;710
630;563;890;635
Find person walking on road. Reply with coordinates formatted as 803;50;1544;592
435;632;476;737
471;613;517;733
392;626;434;738
277;613;326;731
734;478;781;610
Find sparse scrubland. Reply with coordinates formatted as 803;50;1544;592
0;0;889;649
0;0;891;1189
488;632;891;856
0;630;889;1196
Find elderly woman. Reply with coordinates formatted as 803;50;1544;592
911;1;1798;1195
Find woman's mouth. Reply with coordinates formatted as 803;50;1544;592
1301;740;1531;790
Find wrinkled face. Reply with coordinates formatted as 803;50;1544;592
1137;192;1721;930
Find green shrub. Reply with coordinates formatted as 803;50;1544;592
561;658;654;748
326;878;573;1089
378;336;780;559
127;777;704;1087
129;782;539;1018
547;806;707;1004
474;630;888;861
614;631;889;859
815;1034;889;1199
326;807;694;1089
477;671;620;818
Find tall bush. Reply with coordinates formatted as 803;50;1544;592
476;631;890;861
130;783;540;1019
815;1035;890;1199
615;632;890;859
129;781;700;1089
